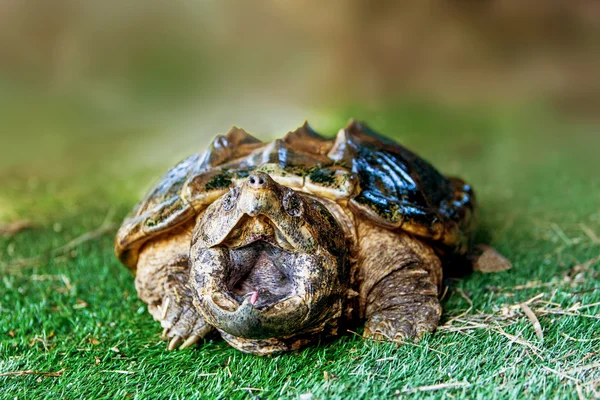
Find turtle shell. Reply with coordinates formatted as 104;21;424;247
115;120;475;268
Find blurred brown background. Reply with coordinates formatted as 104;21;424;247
1;0;599;179
2;1;599;103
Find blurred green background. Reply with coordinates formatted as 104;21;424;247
1;2;599;399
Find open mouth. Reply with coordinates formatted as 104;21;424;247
227;241;298;309
199;235;311;339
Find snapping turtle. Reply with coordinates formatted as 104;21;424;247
115;120;477;355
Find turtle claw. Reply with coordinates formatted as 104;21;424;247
168;335;183;351
150;293;213;350
364;300;441;344
161;313;213;350
180;335;201;350
364;316;416;343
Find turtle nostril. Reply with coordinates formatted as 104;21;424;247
248;174;267;188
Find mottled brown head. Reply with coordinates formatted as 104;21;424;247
189;172;348;354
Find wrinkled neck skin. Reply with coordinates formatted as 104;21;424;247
188;173;357;355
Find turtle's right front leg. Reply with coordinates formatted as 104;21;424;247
135;226;214;350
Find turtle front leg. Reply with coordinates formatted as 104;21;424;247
135;227;214;350
363;265;442;341
357;221;443;343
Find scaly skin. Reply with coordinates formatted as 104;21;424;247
356;220;443;341
363;266;442;341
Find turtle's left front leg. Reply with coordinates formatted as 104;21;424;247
363;265;442;341
357;221;443;342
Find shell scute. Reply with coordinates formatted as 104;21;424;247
330;120;474;253
282;122;334;156
115;153;200;267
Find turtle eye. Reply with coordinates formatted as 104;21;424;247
283;190;303;217
222;187;240;212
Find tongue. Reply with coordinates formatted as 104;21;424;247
249;291;259;305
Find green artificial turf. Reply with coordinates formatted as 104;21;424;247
1;102;599;399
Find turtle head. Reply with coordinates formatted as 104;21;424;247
189;172;349;354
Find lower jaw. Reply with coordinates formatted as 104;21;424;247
210;298;345;355
201;294;309;339
219;330;315;355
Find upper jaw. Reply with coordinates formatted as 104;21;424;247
219;215;296;252
193;180;318;254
